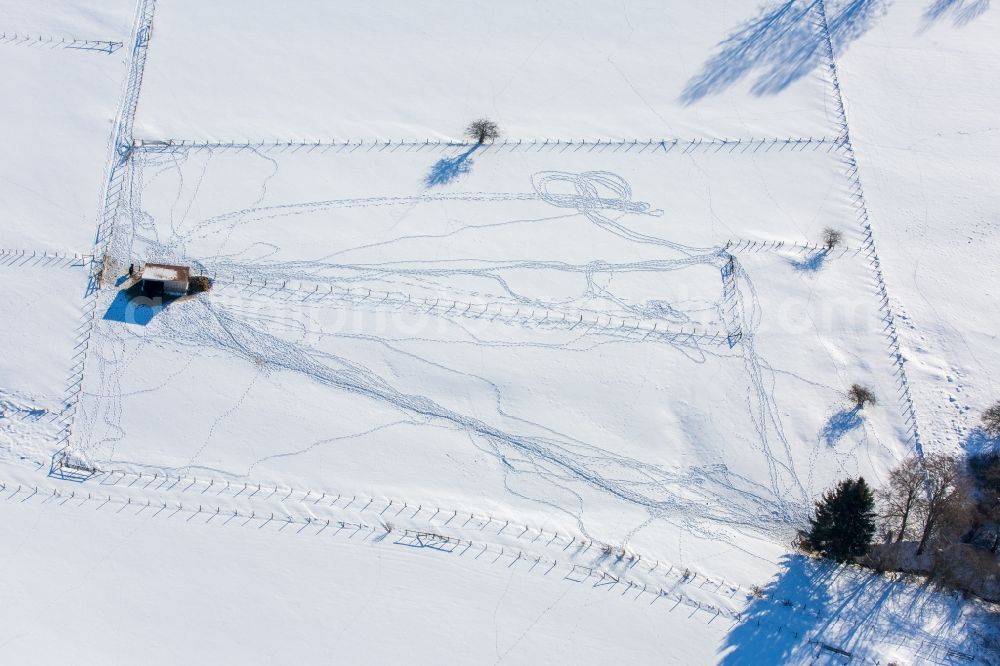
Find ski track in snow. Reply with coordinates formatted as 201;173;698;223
66;153;826;550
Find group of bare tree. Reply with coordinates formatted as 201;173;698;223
878;453;972;556
870;445;1000;600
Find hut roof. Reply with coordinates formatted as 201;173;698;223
142;263;191;282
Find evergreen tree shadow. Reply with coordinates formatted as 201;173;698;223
680;0;888;104
424;145;478;187
724;554;996;663
923;0;991;27
821;407;864;446
720;554;834;664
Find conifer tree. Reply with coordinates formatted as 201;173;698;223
807;477;876;562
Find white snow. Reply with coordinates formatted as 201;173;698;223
835;0;1000;454
1;0;998;663
0;45;126;253
0;494;729;665
0;257;89;461
132;0;838;142
141;263;187;282
0;258;87;398
0;0;134;40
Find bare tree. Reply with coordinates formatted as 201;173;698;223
983;401;1000;437
866;451;1000;599
823;227;843;251
465;118;500;144
879;456;926;543
915;454;970;556
848;384;877;409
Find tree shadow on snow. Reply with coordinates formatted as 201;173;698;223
720;554;834;665
680;0;889;104
790;248;830;272
962;426;999;458
821;407;864;446
723;554;996;663
923;0;991;28
424;145;478;187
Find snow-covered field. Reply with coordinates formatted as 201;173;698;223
0;40;122;252
132;0;838;141
1;0;997;663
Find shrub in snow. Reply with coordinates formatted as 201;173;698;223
188;275;212;294
465;118;500;144
848;384;877;409
822;227;843;250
